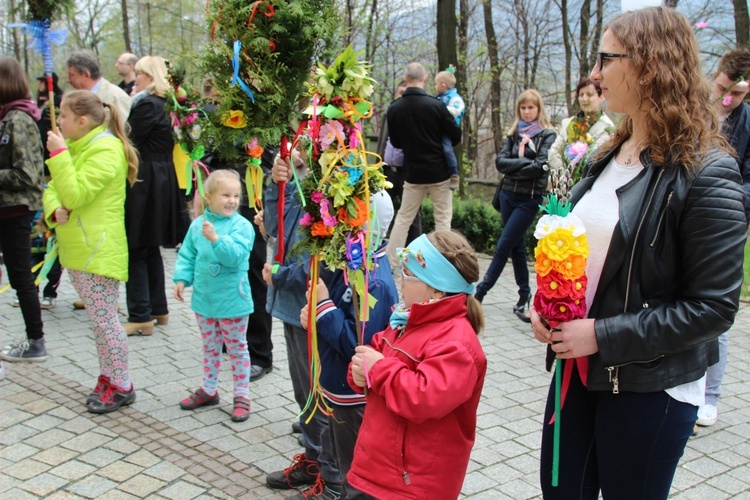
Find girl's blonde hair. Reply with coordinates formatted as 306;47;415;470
204;169;242;197
61;90;139;186
134;56;170;97
507;89;554;135
594;7;729;168
427;230;484;334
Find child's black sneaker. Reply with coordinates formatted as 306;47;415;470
290;476;342;499
87;375;111;405
180;388;219;410
0;338;47;362
87;383;135;414
266;453;320;489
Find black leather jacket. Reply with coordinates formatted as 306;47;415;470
496;129;556;198
571;147;746;393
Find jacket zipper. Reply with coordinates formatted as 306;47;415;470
609;167;665;394
401;427;411;485
77;216;90;247
382;337;420;363
649;190;673;248
83;233;106;272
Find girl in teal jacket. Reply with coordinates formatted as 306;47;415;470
43;90;139;414
173;169;255;422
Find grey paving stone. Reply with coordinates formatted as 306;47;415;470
157;480;208;500
65;476;118;498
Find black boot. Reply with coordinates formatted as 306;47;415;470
513;296;531;323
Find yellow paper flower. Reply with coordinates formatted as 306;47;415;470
221;110;247;129
535;228;590;262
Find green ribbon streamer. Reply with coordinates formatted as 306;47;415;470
322;104;344;119
552;358;562;486
34;235;58;287
182;143;206;197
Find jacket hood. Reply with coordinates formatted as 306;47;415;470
0;98;42;121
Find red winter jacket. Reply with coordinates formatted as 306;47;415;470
346;294;487;499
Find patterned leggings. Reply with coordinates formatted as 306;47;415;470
196;314;250;398
68;270;130;388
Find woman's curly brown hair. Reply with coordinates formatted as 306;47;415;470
595;6;730;169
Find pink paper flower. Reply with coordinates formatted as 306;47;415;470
311;190;324;203
723;95;733;107
300;213;315;226
183;112;198;127
320;199;337;227
319;120;344;151
694;21;708;29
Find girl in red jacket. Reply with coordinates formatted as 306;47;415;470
348;230;487;499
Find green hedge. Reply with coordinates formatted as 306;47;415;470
420;197;542;257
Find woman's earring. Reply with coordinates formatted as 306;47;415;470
638;79;647;85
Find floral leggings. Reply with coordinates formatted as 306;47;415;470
68;270;130;388
196;314;250;398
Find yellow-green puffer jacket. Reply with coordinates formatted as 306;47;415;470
43;125;130;282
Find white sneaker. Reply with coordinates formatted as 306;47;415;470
696;404;718;426
40;297;56;309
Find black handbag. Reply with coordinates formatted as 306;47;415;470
491;181;502;212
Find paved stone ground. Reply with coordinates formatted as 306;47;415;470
1;247;749;499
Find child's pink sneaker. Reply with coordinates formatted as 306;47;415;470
231;396;251;422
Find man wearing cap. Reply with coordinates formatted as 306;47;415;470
66;50;131;126
115;53;138;96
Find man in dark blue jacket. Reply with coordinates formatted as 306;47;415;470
385;62;461;269
698;47;750;429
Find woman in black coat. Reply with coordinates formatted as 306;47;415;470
474;89;556;322
124;56;181;335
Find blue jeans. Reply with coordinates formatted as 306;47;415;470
705;331;728;406
442;136;458;176
540;364;697;499
476;189;541;300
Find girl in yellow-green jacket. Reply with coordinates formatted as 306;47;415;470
43;90;139;415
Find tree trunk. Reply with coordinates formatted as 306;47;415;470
578;0;591;81
482;0;503;153
437;0;458;74
9;0;21;61
457;0;469;194
734;0;750;47
588;0;604;72
561;0;573;115
121;0;132;52
345;0;354;47
365;0;378;61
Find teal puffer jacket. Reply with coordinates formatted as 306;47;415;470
173;209;255;319
43;126;129;281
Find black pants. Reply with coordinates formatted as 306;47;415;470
540;362;697;499
384;166;421;245
240;206;273;368
0;213;44;340
30;251;62;298
125;246;168;323
330;404;365;496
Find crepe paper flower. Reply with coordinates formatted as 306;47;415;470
300;212;315;226
173;126;183;140
536;229;590;262
533;294;587;323
348;128;360;149
337;197;368;228
170;111;180;128
346;235;364;271
189;124;202;140
311;221;334;237
723;95;733;107
342;165;363;187
538;272;575;300
221;109;247;128
534;214;586;239
318;150;338;170
183;111;198;127
319;120;344;150
552;253;588;281
311;190;324;203
320;199;338;227
565;141;590;166
694;21;708;29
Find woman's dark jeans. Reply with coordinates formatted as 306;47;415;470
475;189;542;300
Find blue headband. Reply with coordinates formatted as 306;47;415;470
397;234;476;295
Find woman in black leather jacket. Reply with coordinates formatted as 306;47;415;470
474;89;555;323
530;7;746;499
